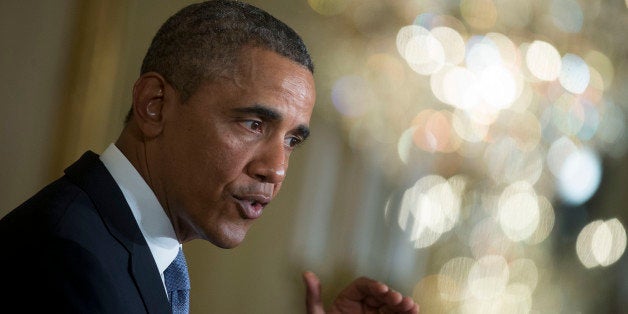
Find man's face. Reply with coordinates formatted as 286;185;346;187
152;48;315;247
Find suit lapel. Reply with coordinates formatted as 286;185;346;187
65;151;171;314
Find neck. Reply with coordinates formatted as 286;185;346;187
116;125;151;180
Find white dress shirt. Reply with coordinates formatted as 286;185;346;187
100;143;180;296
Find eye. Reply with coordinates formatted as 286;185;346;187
242;120;263;133
284;136;303;148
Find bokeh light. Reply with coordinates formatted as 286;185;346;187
468;255;509;300
440;66;481;110
576;219;627;268
405;31;446;75
397;126;417;165
547;136;578;177
498;181;540;242
484;137;543;185
525;41;561;81
307;0;628;311
499;110;542;152
466;36;502;74
452;109;489;143
430;27;466;65
398;175;462;248
559;53;590;94
439;257;475;301
525;196;555;245
412;110;461;153
550;0;584;33
469;218;516;259
413;275;455;313
551;93;586;136
478;64;518;109
556;147;602;206
584;50;614;90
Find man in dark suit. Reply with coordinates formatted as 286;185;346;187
0;1;419;313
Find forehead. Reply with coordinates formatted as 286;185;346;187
183;47;316;128
218;48;316;116
235;48;314;96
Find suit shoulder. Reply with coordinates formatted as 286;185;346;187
0;176;95;236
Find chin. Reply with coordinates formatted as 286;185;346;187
211;237;245;249
206;225;249;249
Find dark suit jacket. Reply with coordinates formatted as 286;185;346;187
0;151;171;314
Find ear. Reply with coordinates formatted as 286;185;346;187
131;72;171;138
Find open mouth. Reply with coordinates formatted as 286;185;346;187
232;195;269;219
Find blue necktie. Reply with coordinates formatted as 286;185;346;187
164;248;190;314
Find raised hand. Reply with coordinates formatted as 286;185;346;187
303;271;419;314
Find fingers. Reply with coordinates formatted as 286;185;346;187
343;276;389;301
305;274;420;314
381;295;419;314
375;288;419;313
338;277;419;313
302;271;325;314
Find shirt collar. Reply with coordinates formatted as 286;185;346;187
99;143;180;276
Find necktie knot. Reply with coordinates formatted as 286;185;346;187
164;248;190;314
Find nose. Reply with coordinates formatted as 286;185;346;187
247;142;287;184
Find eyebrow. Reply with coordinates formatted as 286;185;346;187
233;104;281;121
233;104;311;140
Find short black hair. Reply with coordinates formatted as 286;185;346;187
142;0;313;99
126;1;313;123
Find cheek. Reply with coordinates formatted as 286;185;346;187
171;117;255;197
197;136;251;186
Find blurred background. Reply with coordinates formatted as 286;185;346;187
1;0;626;313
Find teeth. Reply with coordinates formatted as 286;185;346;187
233;195;266;208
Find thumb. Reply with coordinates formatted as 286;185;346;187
302;271;325;314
